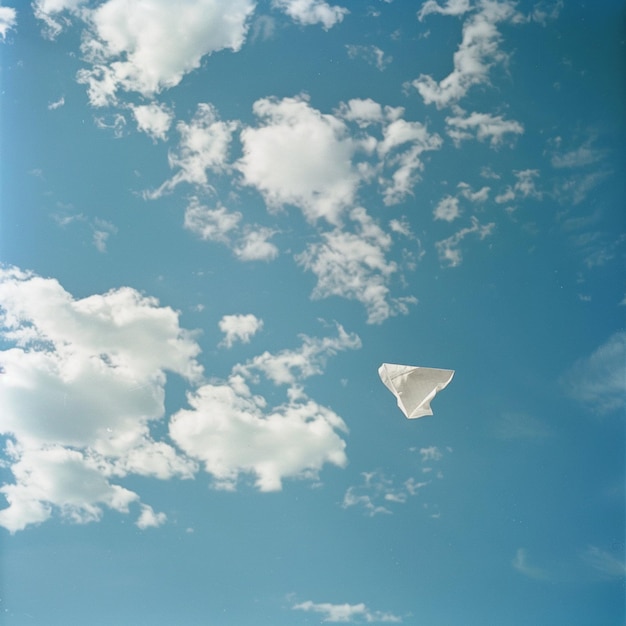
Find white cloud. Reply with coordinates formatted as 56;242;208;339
346;44;392;71
76;0;255;105
446;110;524;147
418;0;471;21
293;600;402;623
237;95;359;225
561;331;626;414
296;208;416;324
169;378;348;492
235;323;360;385
47;96;65;110
148;103;237;198
184;197;242;243
457;182;490;202
377;118;443;205
272;0;348;30
131;102;174;141
233;227;280;262
218;314;264;348
0;444;139;533
433;195;460;222
136;504;167;529
0;267;202;532
33;0;87;39
435;216;494;266
336;98;384;127
412;1;523;108
495;169;541;203
183;198;278;262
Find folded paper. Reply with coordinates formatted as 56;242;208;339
378;363;454;419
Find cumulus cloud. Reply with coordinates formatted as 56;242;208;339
446;110;524;147
169;379;348;492
219;314;264;348
131;102;174;141
233;227;280;262
147;103;237;198
273;0;348;29
433;195;460;222
0;266;202;532
0;5;16;41
336;98;384;127
296;208;416;324
412;0;523;108
136;504;167;529
237;95;359;224
292;600;402;623
76;0;255;106
435;216;495;266
561;331;626;414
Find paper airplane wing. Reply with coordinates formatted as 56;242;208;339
378;363;454;419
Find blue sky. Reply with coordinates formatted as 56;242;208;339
0;0;625;624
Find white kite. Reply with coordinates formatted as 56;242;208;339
378;363;454;419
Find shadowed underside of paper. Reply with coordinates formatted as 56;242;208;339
378;363;454;419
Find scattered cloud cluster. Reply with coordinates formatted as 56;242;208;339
183;197;279;262
342;446;450;517
296;208;416;324
0;267;202;532
0;268;358;531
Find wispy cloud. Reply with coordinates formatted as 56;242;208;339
435;216;494;267
512;548;552;581
581;546;626;580
293;599;402;623
561;331;626;414
342;447;449;517
346;44;392;71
